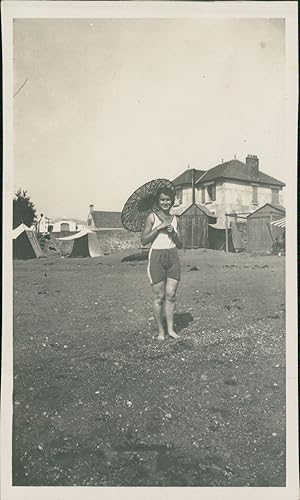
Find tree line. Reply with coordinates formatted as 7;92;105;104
13;189;37;229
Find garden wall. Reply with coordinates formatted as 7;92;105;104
96;230;141;254
38;230;141;256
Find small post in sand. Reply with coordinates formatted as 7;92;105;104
225;214;229;253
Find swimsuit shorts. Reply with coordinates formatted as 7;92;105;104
147;247;181;285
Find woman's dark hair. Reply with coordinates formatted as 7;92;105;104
155;187;176;206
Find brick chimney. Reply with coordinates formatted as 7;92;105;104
89;204;94;213
246;155;259;177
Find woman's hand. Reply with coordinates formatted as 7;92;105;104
166;224;175;234
141;214;179;246
158;220;170;231
141;214;170;245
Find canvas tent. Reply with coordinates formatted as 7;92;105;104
58;227;102;257
208;224;235;252
247;204;285;253
270;217;286;228
13;223;44;259
270;217;285;254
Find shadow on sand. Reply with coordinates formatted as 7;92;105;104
121;252;148;262
174;312;193;332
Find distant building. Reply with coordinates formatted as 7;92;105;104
87;205;124;230
172;169;206;206
173;155;285;225
86;204;141;254
47;219;85;235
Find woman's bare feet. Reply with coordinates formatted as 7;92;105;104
157;334;165;340
168;331;180;339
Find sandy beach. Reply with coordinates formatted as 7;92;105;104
12;249;285;486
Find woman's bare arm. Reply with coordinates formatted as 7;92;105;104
172;227;183;249
167;224;183;249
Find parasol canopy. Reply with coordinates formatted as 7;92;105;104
121;178;175;232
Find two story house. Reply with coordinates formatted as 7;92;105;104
173;155;285;225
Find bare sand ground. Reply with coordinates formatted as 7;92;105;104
12;249;285;486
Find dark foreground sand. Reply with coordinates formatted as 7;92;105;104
12;249;285;486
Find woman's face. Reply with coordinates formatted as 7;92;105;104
158;192;172;212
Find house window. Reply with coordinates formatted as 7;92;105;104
271;188;279;204
175;189;182;205
87;217;92;226
201;187;205;204
252;186;258;204
206;184;216;202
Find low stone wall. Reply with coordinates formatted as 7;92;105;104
55;239;74;256
36;233;77;257
38;230;142;256
96;230;141;254
51;231;78;239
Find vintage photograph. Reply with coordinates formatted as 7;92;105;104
1;1;298;497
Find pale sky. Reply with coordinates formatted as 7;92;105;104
13;17;286;220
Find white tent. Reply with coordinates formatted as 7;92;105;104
12;223;31;239
58;227;93;241
13;224;44;259
270;217;286;228
58;227;102;257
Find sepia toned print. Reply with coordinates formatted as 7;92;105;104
1;2;298;499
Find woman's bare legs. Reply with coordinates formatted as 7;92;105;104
165;278;180;339
152;281;166;340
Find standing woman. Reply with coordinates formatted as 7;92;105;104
141;187;183;340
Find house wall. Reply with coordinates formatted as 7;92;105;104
181;186;192;206
220;180;283;213
51;220;78;232
177;186;203;205
176;181;283;227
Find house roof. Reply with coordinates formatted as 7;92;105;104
172;169;206;187
196;159;285;187
91;211;123;228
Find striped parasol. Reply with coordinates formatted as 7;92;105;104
121;178;175;232
270;217;286;228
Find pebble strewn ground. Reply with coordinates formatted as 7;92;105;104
13;249;285;486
